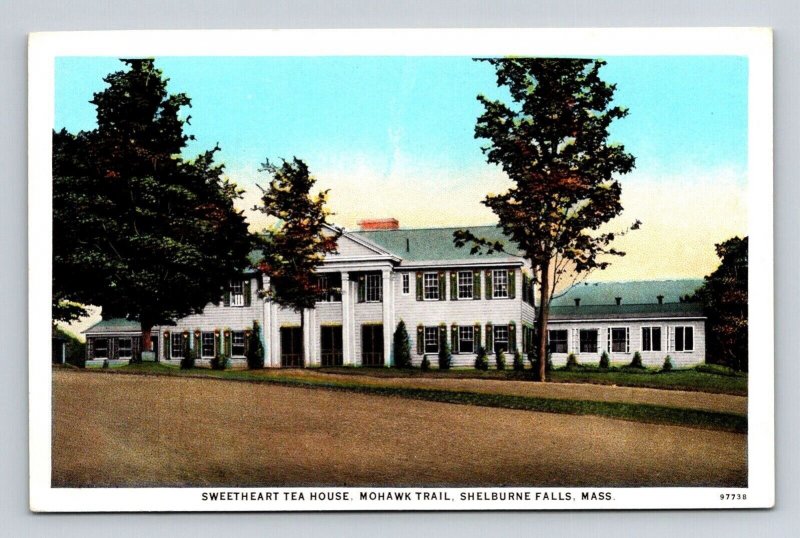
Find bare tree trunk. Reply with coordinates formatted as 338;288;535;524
536;258;551;382
141;324;152;352
300;309;306;368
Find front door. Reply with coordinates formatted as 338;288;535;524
280;327;303;367
320;326;343;367
361;324;384;367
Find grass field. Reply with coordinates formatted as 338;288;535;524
93;363;747;432
52;369;748;488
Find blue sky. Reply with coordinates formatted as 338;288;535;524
54;55;748;280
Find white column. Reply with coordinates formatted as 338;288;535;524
270;302;280;367
302;308;312;366
261;275;274;368
382;269;393;367
341;272;352;365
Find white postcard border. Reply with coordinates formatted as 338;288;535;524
29;27;774;512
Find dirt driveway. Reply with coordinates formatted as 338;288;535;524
52;370;747;488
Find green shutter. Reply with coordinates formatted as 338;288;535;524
508;269;516;299
474;323;481;352
485;271;493;299
416;325;424;354
473;270;481;300
225;331;232;357
485;323;493;352
416;272;423;301
165;330;171;358
357;275;366;303
244;279;251;306
438;272;446;301
451;324;459;354
450;271;457;300
509;322;517;351
217;331;223;357
439;324;447;349
223;281;231;306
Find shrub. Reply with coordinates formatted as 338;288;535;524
438;340;452;370
512;350;524;371
180;345;196;370
246;322;265;369
495;349;506;370
393;320;412;368
566;353;579;370
695;363;745;377
474;346;489;371
662;355;673;372
102;359;109;369
210;353;229;371
55;328;86;367
629;351;644;369
420;354;431;372
599;350;610;369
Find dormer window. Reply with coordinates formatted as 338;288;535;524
230;280;245;306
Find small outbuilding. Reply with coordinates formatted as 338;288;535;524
83;318;142;366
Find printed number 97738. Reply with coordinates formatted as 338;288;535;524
720;493;747;501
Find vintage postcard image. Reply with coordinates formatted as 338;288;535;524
29;28;773;511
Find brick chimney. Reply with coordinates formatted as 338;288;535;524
357;218;399;231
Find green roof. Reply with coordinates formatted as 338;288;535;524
546;280;705;320
353;225;524;262
84;318;142;335
550;279;704;307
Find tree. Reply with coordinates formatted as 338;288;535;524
252;158;339;365
690;236;748;371
455;58;637;381
393;320;412;368
53;59;253;351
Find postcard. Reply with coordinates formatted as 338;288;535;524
29;28;773;511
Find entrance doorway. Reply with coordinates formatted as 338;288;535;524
361;324;384;367
320;325;343;367
280;327;303;367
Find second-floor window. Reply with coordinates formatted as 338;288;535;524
230;280;245;306
402;273;410;295
365;273;382;302
316;273;342;302
423;272;439;300
457;271;473;299
492;270;509;299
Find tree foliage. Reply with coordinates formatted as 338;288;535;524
454;58;637;381
53;59;253;348
690;236;748;371
252;158;339;312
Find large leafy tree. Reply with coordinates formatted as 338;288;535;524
53;59;252;351
252;158;339;364
690;236;748;371
455;58;637;381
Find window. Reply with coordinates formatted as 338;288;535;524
423;272;439;300
424;326;440;354
675;326;694;352
232;331;246;357
457;271;474;299
548;330;568;354
492;270;509;298
494;325;509;353
316;273;342;302
230;280;245;306
611;328;628;353
642;327;662;352
365;273;383;302
118;338;132;359
402;273;410;295
171;333;184;359
201;332;215;358
93;338;109;359
458;326;475;354
579;330;598;353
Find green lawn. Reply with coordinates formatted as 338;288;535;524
84;362;747;433
317;364;748;396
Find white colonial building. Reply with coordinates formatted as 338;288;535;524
83;220;706;369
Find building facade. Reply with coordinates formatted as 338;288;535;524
83;222;706;368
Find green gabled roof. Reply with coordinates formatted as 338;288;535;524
352;225;524;262
84;318;141;335
550;279;704;307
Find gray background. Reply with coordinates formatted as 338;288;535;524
2;0;797;535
